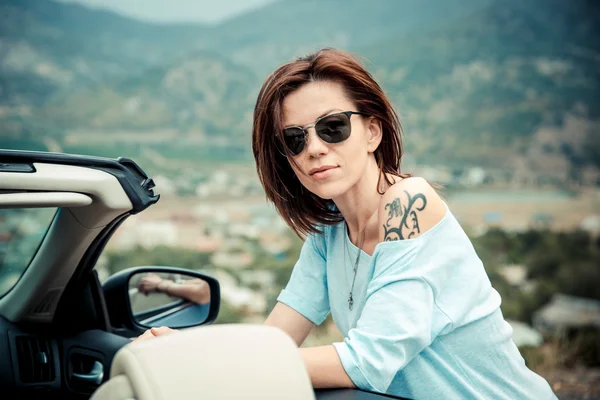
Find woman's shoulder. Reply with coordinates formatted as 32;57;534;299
377;176;448;242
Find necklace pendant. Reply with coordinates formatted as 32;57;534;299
348;293;354;311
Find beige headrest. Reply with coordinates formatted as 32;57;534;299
91;324;315;400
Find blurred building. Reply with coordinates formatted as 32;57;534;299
483;211;502;225
580;215;600;235
152;174;177;196
210;269;267;314
112;220;178;249
532;294;600;337
465;167;486;187
239;269;276;291
210;251;253;269
498;264;527;287
259;231;292;257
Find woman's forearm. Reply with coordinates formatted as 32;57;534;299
159;279;210;304
300;345;356;389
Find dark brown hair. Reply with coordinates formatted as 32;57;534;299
252;48;411;238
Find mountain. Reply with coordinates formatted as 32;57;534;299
1;0;494;150
0;0;206;104
202;0;495;75
0;0;490;104
4;49;258;162
42;49;257;134
0;0;207;150
359;0;600;167
1;0;599;175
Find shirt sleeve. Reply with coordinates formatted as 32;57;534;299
332;240;452;393
276;229;330;325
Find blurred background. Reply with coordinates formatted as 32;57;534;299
1;0;599;397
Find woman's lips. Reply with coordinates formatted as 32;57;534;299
310;166;338;180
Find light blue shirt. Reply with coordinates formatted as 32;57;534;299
277;202;558;399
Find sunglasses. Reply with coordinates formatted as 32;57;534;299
280;111;367;156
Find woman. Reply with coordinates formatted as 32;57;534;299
139;48;557;399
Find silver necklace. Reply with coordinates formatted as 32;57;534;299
344;210;375;311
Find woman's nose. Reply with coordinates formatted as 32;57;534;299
304;128;329;158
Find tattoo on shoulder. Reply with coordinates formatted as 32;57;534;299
383;191;427;241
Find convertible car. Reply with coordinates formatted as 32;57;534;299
0;149;409;399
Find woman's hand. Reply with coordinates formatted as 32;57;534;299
138;272;164;295
131;326;180;344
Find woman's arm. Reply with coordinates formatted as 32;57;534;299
264;230;330;347
300;346;356;389
158;278;211;304
265;303;354;388
264;302;314;347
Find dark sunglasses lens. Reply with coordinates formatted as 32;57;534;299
282;128;306;155
315;113;351;143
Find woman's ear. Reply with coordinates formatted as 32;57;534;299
366;117;383;153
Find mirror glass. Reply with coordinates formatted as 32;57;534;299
128;271;211;328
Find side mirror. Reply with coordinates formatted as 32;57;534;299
102;266;220;337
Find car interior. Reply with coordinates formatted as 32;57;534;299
0;149;408;400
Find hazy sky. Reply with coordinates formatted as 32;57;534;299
56;0;278;24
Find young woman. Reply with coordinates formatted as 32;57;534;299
139;48;558;399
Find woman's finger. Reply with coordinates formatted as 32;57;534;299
150;326;179;336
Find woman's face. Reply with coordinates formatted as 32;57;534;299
281;80;381;200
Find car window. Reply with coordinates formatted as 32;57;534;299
0;208;58;298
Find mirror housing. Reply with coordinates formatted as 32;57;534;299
102;266;220;337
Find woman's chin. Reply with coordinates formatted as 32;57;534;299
308;184;347;201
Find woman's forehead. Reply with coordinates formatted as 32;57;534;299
282;81;353;126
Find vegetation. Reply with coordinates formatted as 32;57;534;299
471;227;600;370
473;227;600;323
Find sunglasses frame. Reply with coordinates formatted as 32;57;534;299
280;111;368;156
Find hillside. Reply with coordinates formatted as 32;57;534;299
41;50;257;133
360;0;600;167
0;0;598;174
203;0;494;74
0;0;206;108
